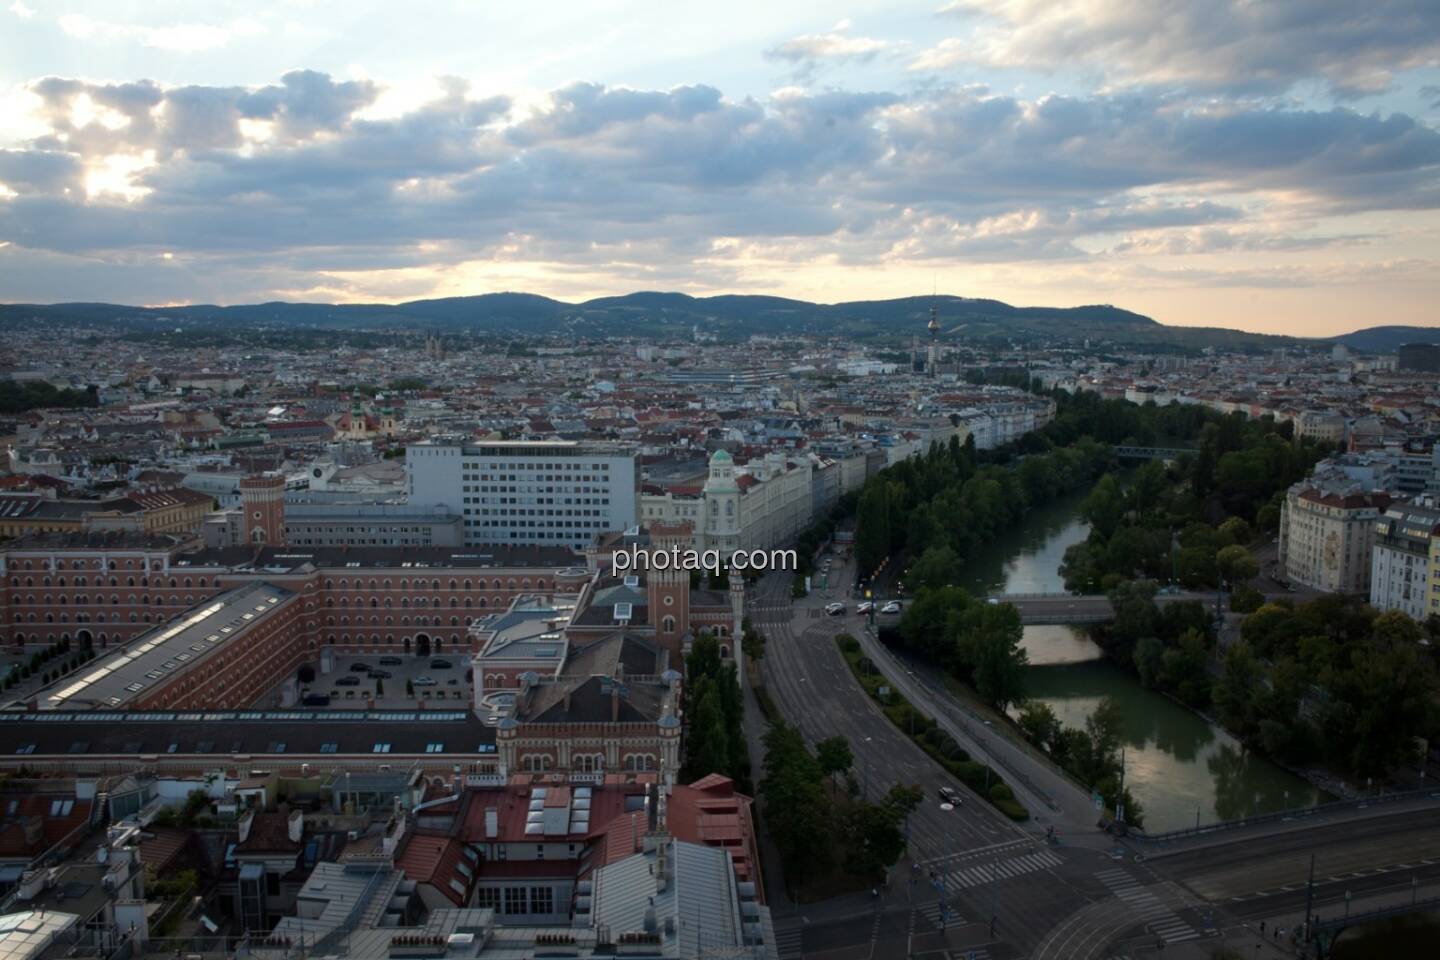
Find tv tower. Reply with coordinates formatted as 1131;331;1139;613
925;301;941;376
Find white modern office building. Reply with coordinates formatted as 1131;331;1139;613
408;440;639;548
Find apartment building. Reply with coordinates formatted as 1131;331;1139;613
1370;500;1440;620
408;441;638;548
1279;471;1391;595
640;449;813;553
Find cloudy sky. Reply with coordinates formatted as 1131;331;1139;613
2;1;1439;335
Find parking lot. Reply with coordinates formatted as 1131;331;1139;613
258;652;475;709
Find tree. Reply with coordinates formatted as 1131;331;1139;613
760;723;832;885
855;483;892;576
683;679;732;781
908;545;963;593
1216;545;1258;587
1218;516;1253;545
843;799;905;877
1083;474;1126;540
1133;635;1165;689
1213;643;1261;740
373;678;384;697
1160;629;1211;707
1017;700;1062;752
816;736;854;788
968;604;1028;710
406;678;415;697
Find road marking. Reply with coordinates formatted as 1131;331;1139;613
775;923;803;960
1095;868;1199;943
920;837;1033;867
941;850;1063;889
915;900;964;930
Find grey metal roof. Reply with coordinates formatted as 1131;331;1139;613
38;581;293;711
592;839;753;958
0;710;493;758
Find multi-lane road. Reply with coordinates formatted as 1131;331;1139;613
748;550;1440;958
751;555;1120;959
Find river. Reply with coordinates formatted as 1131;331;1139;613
973;488;1320;832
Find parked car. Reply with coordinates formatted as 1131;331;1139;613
378;656;404;666
430;659;453;670
302;694;331;706
824;602;846;616
880;600;902;614
413;676;438;687
370;670;392;680
446;678;460;685
348;662;372;672
856;601;875;615
335;676;361;687
938;786;962;806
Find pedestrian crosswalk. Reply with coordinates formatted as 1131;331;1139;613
915;900;964;929
1096;867;1199;944
922;836;1034;869
938;849;1064;889
774;923;803;960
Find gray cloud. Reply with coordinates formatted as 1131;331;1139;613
925;0;1440;100
1;72;1438;302
764;24;894;81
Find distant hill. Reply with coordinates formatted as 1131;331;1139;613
10;291;1430;351
1329;326;1440;352
0;291;1162;343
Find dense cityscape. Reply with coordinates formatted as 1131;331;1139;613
0;305;1436;960
5;2;1440;958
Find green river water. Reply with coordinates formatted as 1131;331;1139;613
966;490;1320;832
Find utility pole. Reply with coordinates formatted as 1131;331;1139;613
1304;853;1316;943
989;856;999;937
1116;747;1127;828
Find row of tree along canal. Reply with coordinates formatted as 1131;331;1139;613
965;488;1319;832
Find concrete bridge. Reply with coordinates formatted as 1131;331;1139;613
1113;445;1199;460
992;590;1217;624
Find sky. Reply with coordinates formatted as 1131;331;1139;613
1;1;1439;336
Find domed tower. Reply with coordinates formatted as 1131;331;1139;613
378;397;397;437
345;397;369;439
702;449;740;552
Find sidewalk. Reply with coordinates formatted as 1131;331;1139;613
853;625;1102;840
739;653;793;911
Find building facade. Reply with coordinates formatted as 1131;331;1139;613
1279;473;1390;594
1369;500;1440;620
408;441;638;548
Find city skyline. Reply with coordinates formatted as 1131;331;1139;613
2;1;1439;336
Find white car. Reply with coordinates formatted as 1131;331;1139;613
413;676;438;687
880;601;902;614
824;602;846;616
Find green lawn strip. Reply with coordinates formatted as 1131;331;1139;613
835;634;1028;821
